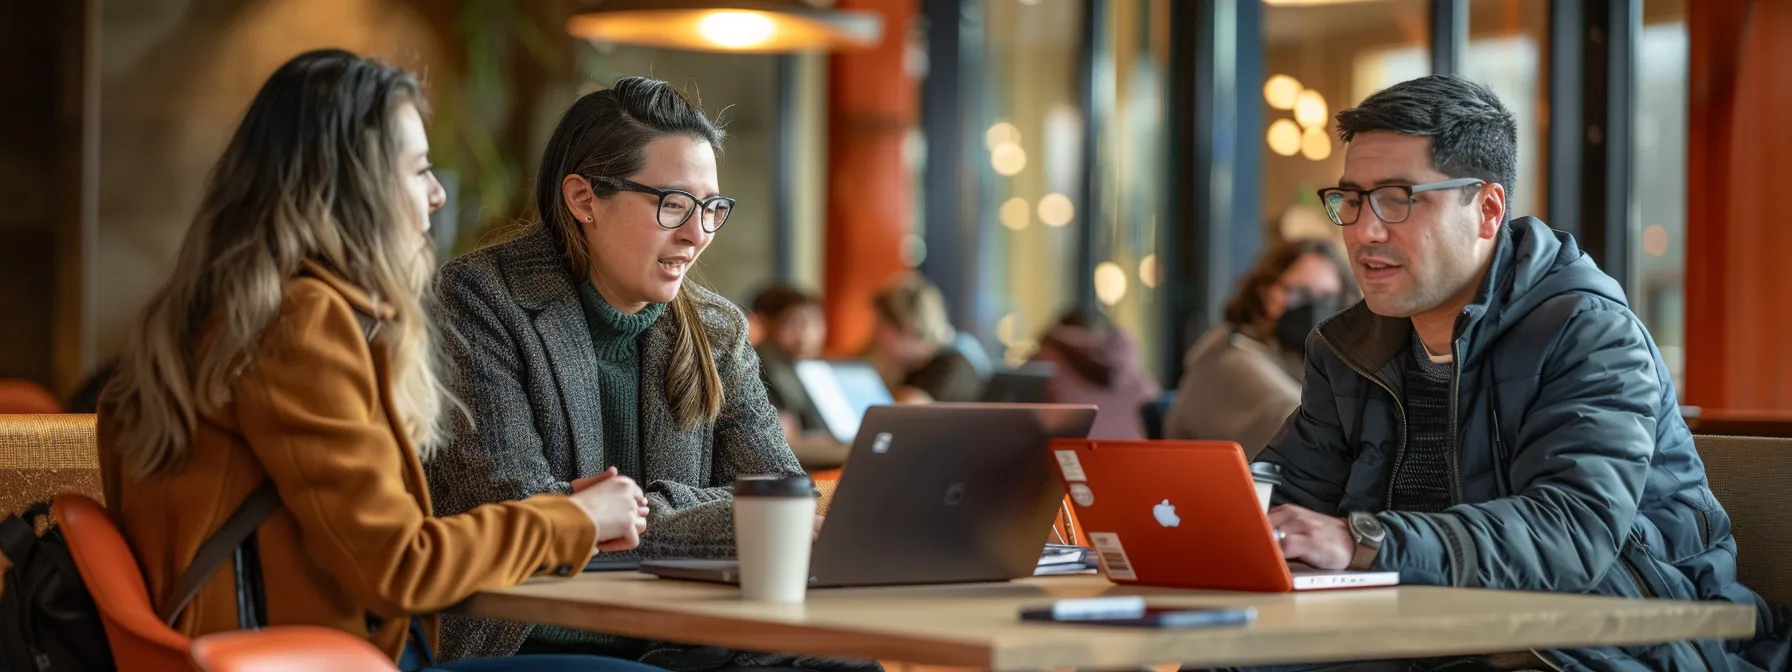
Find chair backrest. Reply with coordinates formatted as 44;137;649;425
0;414;101;516
1694;434;1792;606
190;626;396;672
1139;392;1177;440
0;379;62;414
51;493;195;671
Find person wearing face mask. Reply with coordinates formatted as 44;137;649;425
427;78;864;671
1163;237;1355;454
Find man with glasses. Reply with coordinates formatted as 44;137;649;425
1253;75;1787;671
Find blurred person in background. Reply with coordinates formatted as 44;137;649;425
864;273;982;403
1028;307;1160;439
749;285;846;469
1165;237;1354;454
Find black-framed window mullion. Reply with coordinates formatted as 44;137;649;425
1430;0;1468;75
1074;0;1110;312
1547;0;1636;288
1160;0;1263;386
920;0;987;332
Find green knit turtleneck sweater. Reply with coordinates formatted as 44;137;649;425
574;279;667;484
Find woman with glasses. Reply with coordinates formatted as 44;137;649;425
426;78;855;672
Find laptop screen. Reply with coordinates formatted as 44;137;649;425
793;360;892;444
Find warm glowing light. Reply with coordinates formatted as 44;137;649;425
1301;126;1333;160
999;197;1030;231
991;142;1027;176
1139;254;1159;288
1267;119;1301;157
1094;263;1128;306
1037;193;1075;227
985;121;1020;150
996;314;1017;345
1644;225;1670;257
695;11;776;49
1264;74;1302;110
900;233;927;268
1294;89;1329;129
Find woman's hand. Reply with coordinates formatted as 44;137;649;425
569;467;650;551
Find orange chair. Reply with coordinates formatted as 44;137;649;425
190;626;396;672
0;379;61;414
52;493;195;671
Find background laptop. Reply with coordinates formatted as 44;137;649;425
642;403;1099;588
793;359;893;445
979;362;1057;403
1048;439;1398;592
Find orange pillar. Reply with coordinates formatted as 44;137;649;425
823;0;917;356
1684;0;1792;411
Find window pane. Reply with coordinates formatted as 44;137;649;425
1633;0;1690;394
980;0;1085;366
1262;0;1430;247
1467;0;1548;219
1095;0;1171;376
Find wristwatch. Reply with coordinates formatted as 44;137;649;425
1347;512;1386;571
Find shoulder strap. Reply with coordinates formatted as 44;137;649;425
158;479;281;625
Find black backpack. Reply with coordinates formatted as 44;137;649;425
0;503;112;672
0;482;281;672
0;294;373;671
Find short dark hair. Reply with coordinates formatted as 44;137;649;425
1335;75;1518;207
751;284;818;320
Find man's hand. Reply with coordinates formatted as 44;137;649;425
813;515;825;541
1268;504;1355;570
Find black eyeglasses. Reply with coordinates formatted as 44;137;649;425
586;176;735;233
1317;177;1486;226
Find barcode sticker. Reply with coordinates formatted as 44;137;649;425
1088;532;1137;581
1054;450;1088;482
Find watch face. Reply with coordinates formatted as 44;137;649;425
1353;513;1386;540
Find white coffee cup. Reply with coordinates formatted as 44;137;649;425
733;474;816;603
1249;462;1283;514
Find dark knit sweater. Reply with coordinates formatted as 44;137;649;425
524;280;665;652
1390;334;1456;513
573;280;666;483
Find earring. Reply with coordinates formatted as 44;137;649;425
586;216;594;222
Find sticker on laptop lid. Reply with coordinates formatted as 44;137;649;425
1068;483;1095;507
1053;450;1088;482
1087;532;1137;581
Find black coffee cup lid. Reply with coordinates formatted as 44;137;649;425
1249;461;1284;485
735;473;816;498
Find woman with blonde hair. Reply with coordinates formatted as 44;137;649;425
865;273;982;403
427;78;856;672
99;49;659;672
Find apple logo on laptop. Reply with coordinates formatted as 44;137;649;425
1153;499;1181;528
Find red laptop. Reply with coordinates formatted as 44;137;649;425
1048;439;1398;592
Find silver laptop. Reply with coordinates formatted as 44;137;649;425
641;403;1099;588
792;359;893;445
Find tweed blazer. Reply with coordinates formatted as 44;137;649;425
427;225;805;661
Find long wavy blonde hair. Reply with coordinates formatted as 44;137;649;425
103;49;454;478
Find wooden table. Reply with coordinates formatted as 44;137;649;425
461;573;1755;670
